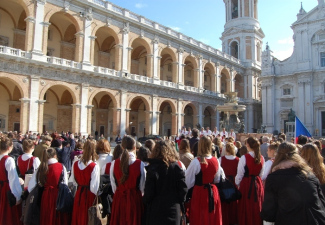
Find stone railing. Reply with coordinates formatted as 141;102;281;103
0;45;227;99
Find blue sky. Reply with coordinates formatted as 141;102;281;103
107;0;317;60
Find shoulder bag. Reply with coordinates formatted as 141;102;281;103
56;167;74;212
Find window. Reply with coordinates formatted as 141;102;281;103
283;88;291;95
321;52;325;67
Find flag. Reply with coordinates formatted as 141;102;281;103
295;116;311;143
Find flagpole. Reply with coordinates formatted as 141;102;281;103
294;116;297;144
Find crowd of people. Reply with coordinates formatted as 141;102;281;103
0;128;325;225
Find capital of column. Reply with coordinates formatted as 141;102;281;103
71;104;82;108
172;62;179;65
125;108;132;112
115;44;123;49
86;105;94;109
20;98;30;103
41;22;51;27
120;89;128;94
75;31;84;38
24;17;35;23
126;47;133;51
177;47;185;54
37;100;46;105
146;54;154;58
36;0;46;5
89;36;97;40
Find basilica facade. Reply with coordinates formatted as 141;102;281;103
0;0;262;139
261;0;325;138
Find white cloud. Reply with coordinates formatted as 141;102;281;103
135;3;147;9
273;48;294;61
169;26;181;31
277;37;294;45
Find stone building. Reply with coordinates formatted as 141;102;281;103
261;0;325;138
0;0;262;139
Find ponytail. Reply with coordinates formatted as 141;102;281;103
37;147;57;186
119;135;135;184
246;137;261;164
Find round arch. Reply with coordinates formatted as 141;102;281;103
229;40;239;59
157;99;177;113
127;95;151;112
39;82;78;104
88;89;118;108
94;26;120;45
44;11;81;32
159;47;177;62
183;55;198;68
0;75;27;98
129;37;152;54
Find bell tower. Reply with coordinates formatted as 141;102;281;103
221;0;264;65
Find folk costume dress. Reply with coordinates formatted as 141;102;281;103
235;152;265;225
17;153;40;179
185;156;223;225
110;151;146;225
0;154;22;225
220;155;240;225
28;158;69;225
70;160;100;225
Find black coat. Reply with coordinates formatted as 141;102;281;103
143;159;187;225
261;167;325;225
56;139;75;172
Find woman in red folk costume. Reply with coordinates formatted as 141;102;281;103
219;142;240;225
0;136;22;225
70;139;100;225
185;136;223;225
110;135;146;225
18;139;40;180
235;137;265;225
28;147;70;225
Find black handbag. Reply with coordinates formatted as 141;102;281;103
217;176;242;203
56;168;74;212
22;183;44;225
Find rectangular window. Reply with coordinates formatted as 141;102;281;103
283;88;291;95
321;52;325;67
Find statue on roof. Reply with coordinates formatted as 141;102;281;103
288;108;296;122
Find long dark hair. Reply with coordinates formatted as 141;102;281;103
120;136;135;184
37;148;57;186
0;136;13;152
81;140;98;166
246;137;261;164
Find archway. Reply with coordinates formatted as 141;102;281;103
0;78;23;131
47;12;78;60
128;97;150;137
91;92;116;140
159;48;177;82
0;1;27;50
159;101;177;137
93;27;118;69
204;106;215;129
220;68;230;94
130;38;151;77
204;63;215;91
183;56;197;87
235;74;244;98
42;85;75;133
184;105;194;128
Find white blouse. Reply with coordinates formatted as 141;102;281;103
0;154;22;202
185;156;225;190
235;152;265;186
69;160;100;195
18;153;41;171
28;158;68;192
110;152;146;195
96;153;113;171
262;159;274;181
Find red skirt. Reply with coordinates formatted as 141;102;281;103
238;176;264;225
40;186;71;225
221;200;238;225
110;188;143;225
190;184;222;225
0;182;22;225
71;187;96;225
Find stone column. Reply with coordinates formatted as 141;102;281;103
41;21;51;55
120;90;127;136
24;17;35;52
146;54;153;78
266;84;274;127
177;99;183;134
198;104;203;127
81;8;93;71
121;22;130;72
261;85;267;127
305;80;312;128
86;105;94;135
79;84;89;135
171;113;177;136
89;36;97;65
31;0;46;61
198;55;204;91
177;48;184;89
230;68;236;92
216;63;221;93
216;110;220;130
71;104;81;134
28;76;40;133
151;95;158;135
298;81;305;123
37;100;46;133
156;56;162;81
20;98;30;133
248;104;254;133
172;62;178;83
114;44;123;71
152;37;160;83
244;74;248;98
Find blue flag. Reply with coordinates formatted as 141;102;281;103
295;116;312;142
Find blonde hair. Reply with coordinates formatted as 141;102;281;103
300;143;325;184
225;142;236;156
96;139;111;154
198;136;212;164
81;140;98;166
